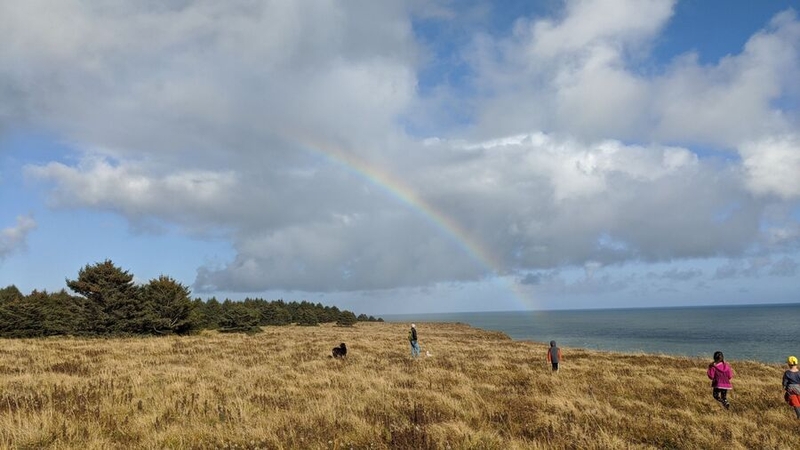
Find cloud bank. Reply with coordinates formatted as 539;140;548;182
3;0;799;297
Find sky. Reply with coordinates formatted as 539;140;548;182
1;0;799;315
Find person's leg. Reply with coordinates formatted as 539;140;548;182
713;388;722;403
413;341;421;357
720;389;730;408
788;394;800;418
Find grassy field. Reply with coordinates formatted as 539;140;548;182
0;322;796;449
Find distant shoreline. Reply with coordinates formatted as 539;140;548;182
383;303;800;364
381;301;800;317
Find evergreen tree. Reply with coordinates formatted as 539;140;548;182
321;305;341;323
196;297;222;329
26;289;81;335
262;302;291;326
66;260;141;334
218;301;260;333
0;270;384;336
295;306;319;326
190;298;210;329
0;285;23;304
141;275;196;334
336;311;358;327
0;296;42;337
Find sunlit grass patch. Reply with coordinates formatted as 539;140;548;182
0;322;795;449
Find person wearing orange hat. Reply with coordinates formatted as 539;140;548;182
783;356;800;419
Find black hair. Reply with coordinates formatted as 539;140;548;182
713;351;724;363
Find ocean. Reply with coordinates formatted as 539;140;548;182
385;303;800;364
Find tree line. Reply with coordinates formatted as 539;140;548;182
0;260;382;338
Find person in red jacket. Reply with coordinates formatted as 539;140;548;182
707;350;734;409
546;340;562;372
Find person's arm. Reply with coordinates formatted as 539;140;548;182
707;365;716;380
783;372;790;390
546;350;552;363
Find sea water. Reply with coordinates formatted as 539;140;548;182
385;303;800;364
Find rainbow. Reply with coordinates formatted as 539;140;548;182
287;135;535;311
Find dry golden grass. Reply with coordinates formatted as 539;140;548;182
0;322;796;449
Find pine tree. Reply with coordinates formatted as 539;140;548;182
336;311;358;327
294;306;319;326
218;301;260;333
141;275;196;335
66;260;141;334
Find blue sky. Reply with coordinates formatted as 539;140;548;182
1;0;799;314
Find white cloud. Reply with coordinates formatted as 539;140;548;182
0;215;37;260
528;0;675;58
652;12;800;145
740;134;800;199
25;158;238;227
463;1;800;146
24;130;769;292
0;0;418;159
463;0;675;140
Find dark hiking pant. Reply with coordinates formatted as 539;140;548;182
713;388;730;408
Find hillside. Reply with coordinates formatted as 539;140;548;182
0;322;794;449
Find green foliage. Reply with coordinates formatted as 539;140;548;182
261;302;292;326
294;306;319;326
28;289;86;335
336;311;358;327
0;263;383;338
187;298;375;329
0;285;23;304
0;296;43;337
316;303;341;323
66;260;141;334
0;289;86;337
140;276;196;335
192;297;221;329
218;301;261;333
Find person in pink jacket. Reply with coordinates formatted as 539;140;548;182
707;350;734;409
